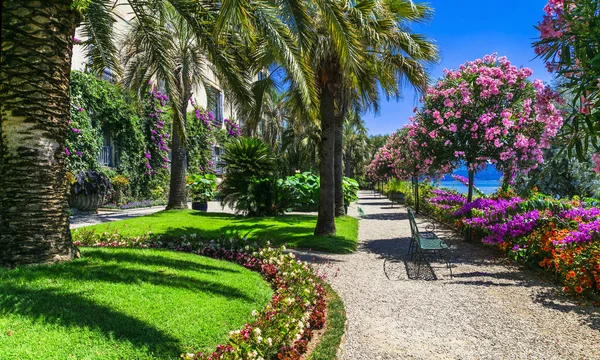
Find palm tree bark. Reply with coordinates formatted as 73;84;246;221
0;0;79;267
334;109;346;217
166;94;189;209
314;84;336;236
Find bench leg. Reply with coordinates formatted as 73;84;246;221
445;249;453;279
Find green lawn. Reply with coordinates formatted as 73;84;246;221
75;211;359;253
0;248;272;360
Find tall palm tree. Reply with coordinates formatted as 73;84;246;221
220;0;438;234
1;0;81;267
122;6;210;209
1;0;254;267
343;110;369;178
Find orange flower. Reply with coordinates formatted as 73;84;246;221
564;286;570;292
569;270;576;278
595;264;600;271
575;286;583;294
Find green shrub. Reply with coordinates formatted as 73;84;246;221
220;137;288;216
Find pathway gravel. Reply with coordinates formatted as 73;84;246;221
298;190;600;360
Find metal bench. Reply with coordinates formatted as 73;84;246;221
388;192;405;208
357;206;365;217
407;208;452;278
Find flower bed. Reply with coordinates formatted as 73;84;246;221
423;190;600;296
74;233;327;359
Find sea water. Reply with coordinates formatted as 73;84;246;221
436;179;501;195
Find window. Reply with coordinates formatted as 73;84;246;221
206;86;223;126
212;146;226;175
98;127;113;167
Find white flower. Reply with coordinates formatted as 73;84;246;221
257;335;263;342
254;327;262;336
267;337;273;346
248;350;258;358
251;309;257;317
186;353;196;359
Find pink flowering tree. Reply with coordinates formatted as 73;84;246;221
534;0;600;171
411;54;563;206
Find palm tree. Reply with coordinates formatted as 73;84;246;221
1;0;253;267
122;6;210;209
1;0;81;267
220;0;438;234
343;110;369;178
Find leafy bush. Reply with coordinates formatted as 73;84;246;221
281;172;359;210
186;173;218;202
343;177;359;206
67;170;112;197
281;172;320;210
220;137;282;216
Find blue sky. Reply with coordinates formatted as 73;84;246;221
364;0;553;136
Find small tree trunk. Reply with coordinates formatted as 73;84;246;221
314;85;336;236
334;111;345;217
413;176;420;214
465;167;475;242
1;0;79;267
501;168;512;191
166;99;189;209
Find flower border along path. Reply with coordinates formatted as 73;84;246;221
75;234;344;360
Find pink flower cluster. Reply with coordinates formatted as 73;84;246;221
410;54;563;179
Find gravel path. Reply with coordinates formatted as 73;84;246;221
298;191;600;360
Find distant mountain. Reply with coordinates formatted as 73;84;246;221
441;165;503;181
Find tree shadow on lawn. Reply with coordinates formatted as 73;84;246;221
0;250;262;357
82;248;241;274
164;214;357;254
8;253;256;301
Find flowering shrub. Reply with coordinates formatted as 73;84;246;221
425;188;600;296
534;0;600;165
410;54;563;199
73;230;328;359
225;118;241;138
144;86;171;175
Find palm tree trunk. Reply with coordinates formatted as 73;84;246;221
334;111;345;217
314;85;336;236
166;97;189;209
0;0;79;267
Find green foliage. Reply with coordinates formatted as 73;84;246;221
281;172;320;210
74;211;360;254
0;247;272;359
67;170;112;196
69;70;165;202
186;174;217;202
220;137;281;216
342;177;359;206
513;146;600;199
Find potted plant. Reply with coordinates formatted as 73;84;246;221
67;170;112;213
187;173;217;211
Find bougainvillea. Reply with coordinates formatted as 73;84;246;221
143;86;171;176
424;185;600;295
225;118;241;138
72;230;327;359
534;0;600;171
410;54;564;199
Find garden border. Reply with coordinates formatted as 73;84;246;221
74;235;331;360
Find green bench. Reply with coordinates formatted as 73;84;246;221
407;208;452;278
357;207;365;217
